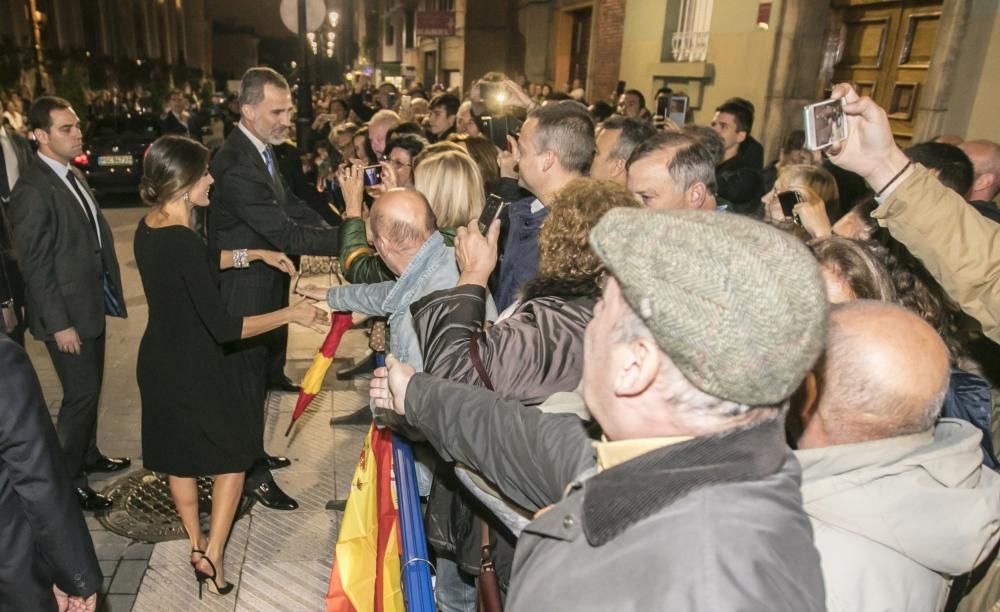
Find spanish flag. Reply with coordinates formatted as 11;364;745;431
326;423;404;612
284;311;355;437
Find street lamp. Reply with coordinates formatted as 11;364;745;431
328;11;339;28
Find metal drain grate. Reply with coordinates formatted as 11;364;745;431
97;470;254;541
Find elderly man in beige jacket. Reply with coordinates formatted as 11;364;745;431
794;301;1000;612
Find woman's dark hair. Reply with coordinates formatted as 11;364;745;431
447;133;500;186
330;98;350;116
387;133;428;161
810;237;896;302
140;135;209;206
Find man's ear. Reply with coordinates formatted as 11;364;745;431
687;182;707;209
541;150;556;173
32;128;48;146
241;104;254;122
612;158;627;180
972;172;999;197
736;130;747;145
613;337;660;398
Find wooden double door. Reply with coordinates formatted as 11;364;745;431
832;0;943;144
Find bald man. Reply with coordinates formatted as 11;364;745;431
959;140;1000;221
298;189;496;371
793;301;1000;612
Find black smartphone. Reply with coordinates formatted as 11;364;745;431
363;164;383;187
615;80;626;97
778;190;803;219
483;115;512;151
478;194;506;235
656;95;670;119
387;92;398;108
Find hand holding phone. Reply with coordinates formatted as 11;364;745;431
804;98;848;151
363;164;383;187
478;194;507;235
777;190;803;220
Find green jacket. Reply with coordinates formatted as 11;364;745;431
339;217;456;284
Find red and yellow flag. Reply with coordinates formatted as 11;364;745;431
326;424;404;612
285;311;355;436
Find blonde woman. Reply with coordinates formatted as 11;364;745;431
761;164;841;240
338;146;485;284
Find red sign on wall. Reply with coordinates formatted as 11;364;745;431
416;12;456;37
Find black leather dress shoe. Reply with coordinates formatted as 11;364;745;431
268;376;301;393
84;456;132;474
75;486;113;511
336;353;376;380
264;454;291;470
247;481;298;510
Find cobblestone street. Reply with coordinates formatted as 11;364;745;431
23;207;369;611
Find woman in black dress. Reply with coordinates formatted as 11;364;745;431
134;135;326;597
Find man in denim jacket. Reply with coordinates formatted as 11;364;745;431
302;188;496;373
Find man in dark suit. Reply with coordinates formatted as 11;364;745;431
209;67;339;510
0;333;101;612
1;123;32;346
160;89;191;137
8;97;131;512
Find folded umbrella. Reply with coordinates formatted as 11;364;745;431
284;311;355;437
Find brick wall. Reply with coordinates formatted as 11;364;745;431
590;0;626;103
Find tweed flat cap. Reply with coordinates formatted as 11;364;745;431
589;208;828;405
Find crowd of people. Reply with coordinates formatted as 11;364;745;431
1;60;999;612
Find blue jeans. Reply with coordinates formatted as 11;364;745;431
435;557;477;612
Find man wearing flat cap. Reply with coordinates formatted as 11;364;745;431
371;208;828;610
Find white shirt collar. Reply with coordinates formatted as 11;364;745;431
237;121;268;156
37;151;72;176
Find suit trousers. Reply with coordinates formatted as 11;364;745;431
45;333;105;489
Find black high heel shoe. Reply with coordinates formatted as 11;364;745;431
194;555;234;599
190;548;205;568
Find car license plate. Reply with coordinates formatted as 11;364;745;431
98;155;132;167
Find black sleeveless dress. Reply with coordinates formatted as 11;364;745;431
134;219;254;476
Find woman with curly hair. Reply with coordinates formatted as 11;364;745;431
408;178;640;609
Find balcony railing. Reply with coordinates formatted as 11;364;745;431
671;0;714;62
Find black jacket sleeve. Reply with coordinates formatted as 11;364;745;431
0;337;101;598
404;373;596;511
218;162;339;256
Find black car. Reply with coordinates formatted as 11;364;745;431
72;114;161;196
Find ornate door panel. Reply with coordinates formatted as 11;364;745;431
831;0;942;145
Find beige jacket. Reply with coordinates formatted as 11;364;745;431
873;164;1000;342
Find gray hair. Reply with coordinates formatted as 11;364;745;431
626;131;718;195
599;116;656;163
238;67;289;107
529;102;596;175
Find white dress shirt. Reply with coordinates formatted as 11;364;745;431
37;151;102;246
0;126;20;192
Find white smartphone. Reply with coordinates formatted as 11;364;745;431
803;98;848;151
669;94;689;127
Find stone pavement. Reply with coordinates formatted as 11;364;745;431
23;207;371;611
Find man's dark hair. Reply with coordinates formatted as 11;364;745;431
387;133;428;160
627;131;718;194
624;89;646;109
600;116;656;162
655;86;673;98
782;129;807;155
905;142;974;196
238;67;290;107
167;89;184;100
429;93;460;117
715;100;753;134
28;96;73;132
545;91;572;102
386;121;425;140
589;100;615;123
529;101;596;175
